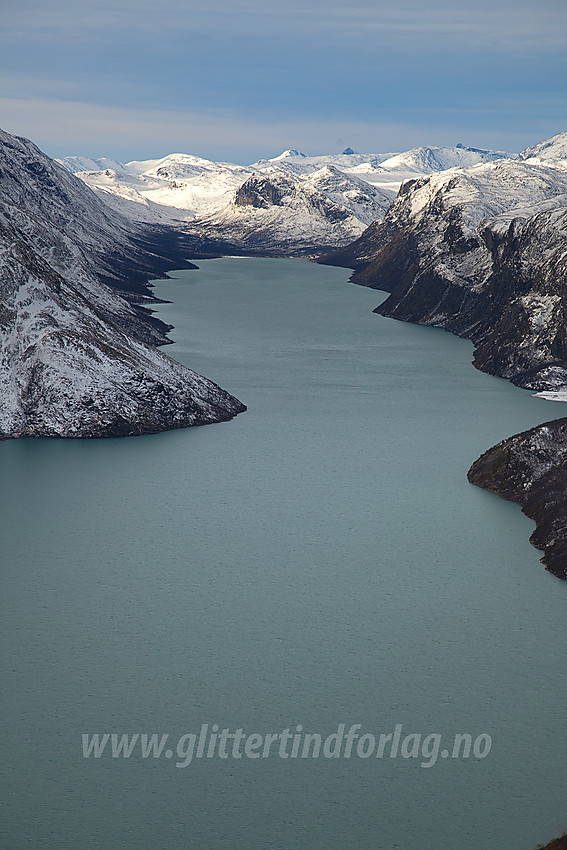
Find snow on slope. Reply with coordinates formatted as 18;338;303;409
76;168;189;224
63;143;516;235
377;144;509;174
63;150;398;233
189;170;371;254
57;154;127;173
0;128;245;438
302;165;395;225
518;131;567;167
251;148;397;178
251;145;510;193
62;153;255;223
329;134;567;397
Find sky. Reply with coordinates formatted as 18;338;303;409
0;0;566;163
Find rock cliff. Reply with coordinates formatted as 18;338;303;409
0;128;246;439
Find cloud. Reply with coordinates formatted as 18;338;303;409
1;1;565;161
3;0;567;50
1;95;560;163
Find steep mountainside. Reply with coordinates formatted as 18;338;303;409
468;418;567;578
320;151;567;394
0;128;245;438
320;132;567;576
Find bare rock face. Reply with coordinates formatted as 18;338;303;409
234;175;286;208
0;128;246;439
186;169;389;257
468;419;567;579
320;132;567;580
320;142;567;395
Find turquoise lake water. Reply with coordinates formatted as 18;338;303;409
1;258;565;850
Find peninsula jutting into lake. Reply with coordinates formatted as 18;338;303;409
3;126;567;575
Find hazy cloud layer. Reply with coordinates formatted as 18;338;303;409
1;0;566;159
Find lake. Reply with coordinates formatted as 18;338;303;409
1;257;565;850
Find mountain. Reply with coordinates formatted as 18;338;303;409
268;149;307;161
251;149;399;180
59;152;254;224
468;418;567;579
63;148;398;229
376;143;509;176
319;131;567;574
182;170;387;256
60;144;512;248
518;130;567;164
303;166;395;226
253;145;511;193
0;128;246;438
321;147;567;393
70;167;181;224
57;155;127;174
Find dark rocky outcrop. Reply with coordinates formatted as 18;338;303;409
234;174;285;208
468;418;567;579
534;833;567;850
321;158;567;393
319;134;567;577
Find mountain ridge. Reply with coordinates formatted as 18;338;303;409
318;130;567;576
0;127;246;439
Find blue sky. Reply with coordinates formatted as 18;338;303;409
1;0;566;162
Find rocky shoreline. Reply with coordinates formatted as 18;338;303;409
537;834;567;850
468;419;567;579
0;128;246;439
319;133;567;577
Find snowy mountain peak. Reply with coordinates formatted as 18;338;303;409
341;147;357;155
57;155;127;174
377;145;509;175
269;149;307;161
519;131;567;165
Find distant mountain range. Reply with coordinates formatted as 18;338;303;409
57;143;511;254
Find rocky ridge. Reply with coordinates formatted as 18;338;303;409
320;131;567;576
0;128;246;439
468;419;567;578
183;170;392;256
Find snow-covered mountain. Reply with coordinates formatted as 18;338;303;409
302;166;394;226
1;128;245;438
320;130;567;574
58;155;127;174
252;144;510;192
60;143;510;240
321;135;567;394
250;148;397;177
375;143;509;176
183;169;391;255
59;152;255;224
518;130;567;165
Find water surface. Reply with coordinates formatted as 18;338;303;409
1;258;565;850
